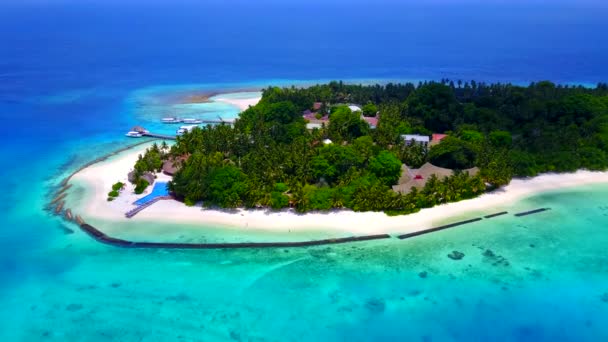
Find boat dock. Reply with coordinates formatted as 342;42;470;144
142;132;177;140
199;118;235;124
129;117;235;140
161;117;235;125
125;196;173;218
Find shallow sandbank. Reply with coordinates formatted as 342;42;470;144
210;92;262;111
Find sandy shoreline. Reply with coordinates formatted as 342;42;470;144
65;142;608;238
169;90;261;112
210;93;262;111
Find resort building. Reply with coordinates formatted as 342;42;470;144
392;163;480;194
402;134;430;147
131;125;149;134
306;122;324;130
362;115;379;129
128;170;156;185
302;110;315;120
303;109;329;130
348;105;362;113
162;155;189;176
303;104;378;129
430;133;448;146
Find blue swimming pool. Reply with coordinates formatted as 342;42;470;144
133;182;170;206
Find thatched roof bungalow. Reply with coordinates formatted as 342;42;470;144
162;155;189;176
392;162;479;194
132;126;148;133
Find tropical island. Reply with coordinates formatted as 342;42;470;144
130;80;608;216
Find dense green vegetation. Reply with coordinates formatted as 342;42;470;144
134;142;169;175
112;182;125;191
107;182;124;201
136;80;608;214
134;178;149;195
131;142;169;193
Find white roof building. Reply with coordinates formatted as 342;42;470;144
402;134;430;145
306;123;323;130
348;105;362;113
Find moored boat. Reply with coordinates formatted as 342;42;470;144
125;131;143;138
182;118;203;124
176;125;198;135
161;117;182;124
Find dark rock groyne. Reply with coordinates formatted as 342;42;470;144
514;208;550;217
397;218;483;240
484;211;508;219
79;223;391;249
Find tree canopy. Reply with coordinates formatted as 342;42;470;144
132;80;608;214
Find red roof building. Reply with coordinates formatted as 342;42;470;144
430;133;448;146
432;133;447;141
362;116;378;128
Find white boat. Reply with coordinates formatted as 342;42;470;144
182;118;203;124
176;125;198;135
161;117;182;124
125;131;143;138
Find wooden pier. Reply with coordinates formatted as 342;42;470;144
125;196;173;218
142;132;177;140
198;118;235;124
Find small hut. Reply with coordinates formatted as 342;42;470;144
128;170;155;185
162;160;179;176
132;126;148;134
162;155;189;176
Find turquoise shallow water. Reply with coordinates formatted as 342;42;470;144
2;177;608;340
2;80;607;341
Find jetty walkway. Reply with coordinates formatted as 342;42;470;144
125;196;173;218
142;133;177;140
198;118;235;124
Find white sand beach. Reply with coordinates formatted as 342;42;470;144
67;142;608;237
211;93;262;111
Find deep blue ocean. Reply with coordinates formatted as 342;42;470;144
1;1;608;341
